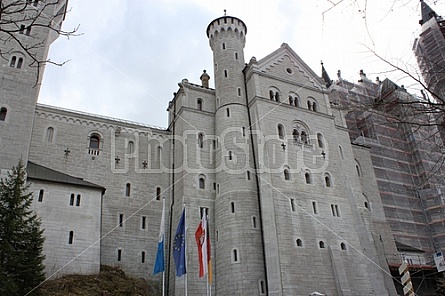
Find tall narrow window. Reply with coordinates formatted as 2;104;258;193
198;133;204;148
290;198;295;212
10;56;16;67
312;201;318;214
226;108;230;117
199;177;205;189
340;243;346;250
141;251;146;263
197;99;203;111
289;96;293;105
141;216;146;230
307;101;312;110
269;90;274;100
68;231;74;244
259;280;266;295
76;194;81;206
232;249;238;262
237;88;241;96
231;202;235;213
117;249;122;261
222;42;225;50
70;193;74;206
17;58;23;69
305;172;311;184
275;92;280;102
252;216;257;229
228;151;232;160
119;214;124;227
356;164;362;177
313;102;318;112
325;174;331;187
224;70;228;77
46;127;54;142
89;134;100;155
0;107;6;121
246;170;251;180
278;124;284;139
125;183;131;197
128;141;134;154
242;127;246;137
38;189;44;202
235;52;238;60
301;131;308;144
317;133;324;148
339;146;344;160
156;187;161;200
284;169;290;181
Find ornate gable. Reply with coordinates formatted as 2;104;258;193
256;43;325;90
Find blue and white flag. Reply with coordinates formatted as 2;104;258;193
153;198;165;275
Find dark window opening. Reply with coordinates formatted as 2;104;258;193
156;187;161;200
38;189;44;202
319;241;325;248
199;177;205;189
119;214;124;227
70;193;74;206
17;58;23;69
141;251;146;263
117;249;122;261
141;216;146;229
0;107;6;121
231;202;235;213
76;194;81;206
125;183;131;197
296;239;303;247
68;231;74;244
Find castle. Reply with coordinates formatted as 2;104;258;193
1;0;445;295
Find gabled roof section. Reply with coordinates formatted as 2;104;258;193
420;0;438;25
255;43;326;90
27;162;105;191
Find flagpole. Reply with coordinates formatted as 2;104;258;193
162;197;166;296
184;203;188;296
206;213;209;296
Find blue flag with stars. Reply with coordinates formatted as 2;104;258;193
173;207;186;276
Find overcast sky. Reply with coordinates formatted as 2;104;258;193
38;0;444;128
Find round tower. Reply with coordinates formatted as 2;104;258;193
207;16;267;295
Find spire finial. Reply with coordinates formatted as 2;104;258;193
224;9;227;16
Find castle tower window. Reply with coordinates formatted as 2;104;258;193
117;249;122;261
289;96;293;105
319;241;325;249
0;107;7;121
237;87;241;96
290;198;295;212
88;133;101;155
25;26;31;36
198;133;204;148
296;239;303;247
119;213;124;227
340;243;346;250
228;151;232;160
284;169;290;181
246;170;250;180
312;201;318;214
305;172;311;184
197;99;203;111
301;131;308;144
275;92;280;102
325;174;331;187
46;127;54;142
231;201;235;213
125;183;131;197
242;127;246;137
76;194;81;206
68;231;74;244
199;177;205;189
222;42;225;50
269;90;274;100
317;133;324;148
17;58;23;69
292;129;299;142
70;193;74;206
339;146;344;160
259;280;266;295
294;97;300;107
38;189;44;202
252;216;257;229
128;141;134;154
277;124;285;139
141;251;146;263
141;216;146;230
313;102;318;112
224;70;228;77
232;249;239;262
226;108;230;117
19;25;25;34
235;52;238;60
156;187;161;200
10;56;16;67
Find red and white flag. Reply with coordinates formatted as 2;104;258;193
195;213;212;283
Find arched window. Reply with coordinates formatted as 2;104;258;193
305;172;311;184
128;141;134;154
17;57;23;69
198;133;204;148
313;102;318;112
340;243;346;250
269;90;274;100
199;177;205;189
325;174;331;187
319;241;325;248
38;189;44;202
10;56;16;67
70;193;75;206
288;96;293;105
294;96;300;107
292;129;299;142
76;194;81;206
296;239;303;247
275;92;280;102
339;146;344;160
355;161;362;177
364;201;369;209
301;131;308;144
0;107;7;121
125;183;131;197
46;127;54;142
307;101;312;110
68;231;74;244
89;135;100;149
284;169;290;181
197;99;203;111
317;133;324;148
156;187;161;200
277;124;285;139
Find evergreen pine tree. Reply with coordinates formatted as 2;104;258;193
0;160;45;296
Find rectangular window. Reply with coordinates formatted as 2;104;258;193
335;205;340;217
76;194;81;207
331;204;340;217
141;216;146;229
312;201;318;214
200;207;209;218
119;214;124;227
213;182;216;190
290;198;295;212
141;251;146;263
117;249;122;261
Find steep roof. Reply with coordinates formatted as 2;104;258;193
420;0;438;25
27;161;105;191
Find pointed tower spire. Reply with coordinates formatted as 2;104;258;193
419;0;437;25
321;61;332;88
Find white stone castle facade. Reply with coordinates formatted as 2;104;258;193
4;1;445;295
